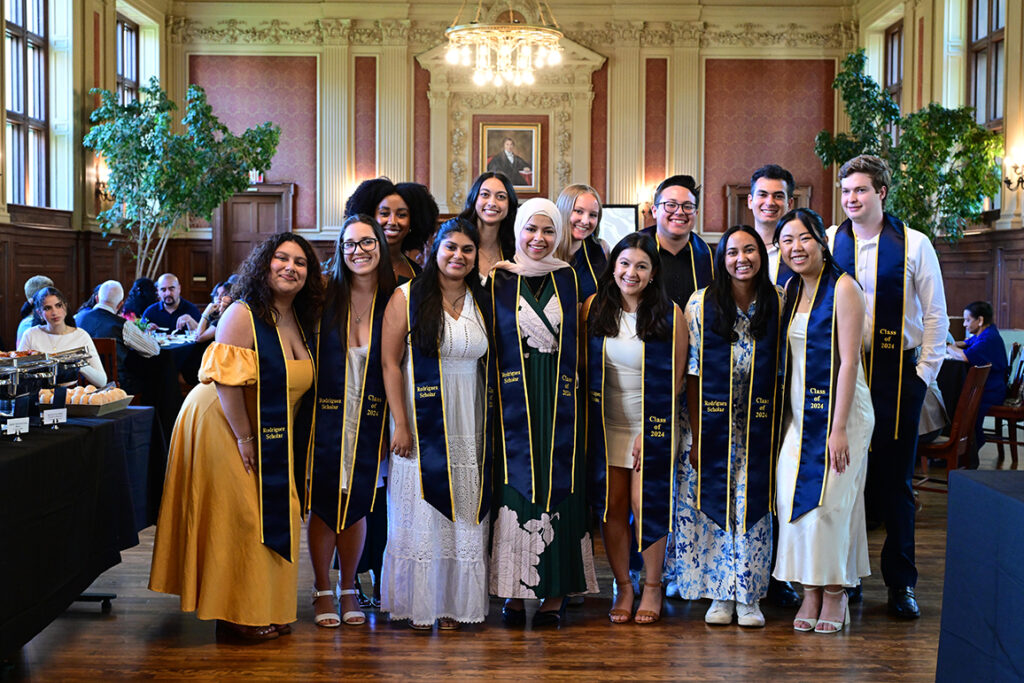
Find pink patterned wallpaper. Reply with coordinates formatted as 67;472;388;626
590;63;608;203
645;58;667;186
703;59;835;232
189;55;318;230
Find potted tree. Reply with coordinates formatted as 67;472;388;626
84;77;281;278
815;50;1003;241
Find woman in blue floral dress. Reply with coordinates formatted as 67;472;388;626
663;225;784;628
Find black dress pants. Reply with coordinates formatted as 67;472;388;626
864;359;927;589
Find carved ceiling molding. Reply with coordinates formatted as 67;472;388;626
447;91;573;208
166;15;445;47
701;21;857;49
565;19;855;51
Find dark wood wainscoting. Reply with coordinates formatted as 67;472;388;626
936;230;1024;330
0;223;213;348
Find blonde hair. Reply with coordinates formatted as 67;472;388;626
554;183;603;261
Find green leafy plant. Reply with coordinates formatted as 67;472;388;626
815;50;1003;240
83;77;280;278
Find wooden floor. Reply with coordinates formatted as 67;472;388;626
7;445;1017;681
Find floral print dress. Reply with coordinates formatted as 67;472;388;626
662;291;774;604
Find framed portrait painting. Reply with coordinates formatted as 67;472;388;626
479;122;542;194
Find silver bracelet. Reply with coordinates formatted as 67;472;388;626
237;435;255;444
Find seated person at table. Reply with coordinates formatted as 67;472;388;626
143;274;202;332
123;278;159;319
196;281;233;343
15;275;53;346
947;300;1009;468
18;286;107;387
79;280;160;392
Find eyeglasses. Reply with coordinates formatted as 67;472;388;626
655;200;698;215
341;238;379;254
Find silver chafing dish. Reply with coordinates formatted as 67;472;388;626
0;347;92;406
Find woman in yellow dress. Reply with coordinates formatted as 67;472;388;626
149;233;324;641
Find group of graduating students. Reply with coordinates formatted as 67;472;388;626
148;153;947;641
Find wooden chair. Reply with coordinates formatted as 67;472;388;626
985;343;1024;469
92;337;119;386
915;363;991;493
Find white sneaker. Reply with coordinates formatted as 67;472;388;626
704;599;734;625
736;600;765;627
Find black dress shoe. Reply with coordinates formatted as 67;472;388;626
531;598;567;628
501;600;526;626
846;583;863;604
887;587;921;619
766;578;801;608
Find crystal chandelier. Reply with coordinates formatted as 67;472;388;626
445;1;564;88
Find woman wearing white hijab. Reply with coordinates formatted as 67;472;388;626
488;198;599;628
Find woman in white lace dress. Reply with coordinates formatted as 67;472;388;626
379;218;492;629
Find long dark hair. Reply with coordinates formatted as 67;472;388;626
323;214;396;347
773;207;843;278
33;286;76;328
123;278;157;317
77;285;100;314
589;232;672;342
459;172;517;258
707;225;776;342
409;217;481;357
233;232;324;330
395;182;439;253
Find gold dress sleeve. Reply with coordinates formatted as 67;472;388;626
197;341;259;386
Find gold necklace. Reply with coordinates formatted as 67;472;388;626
442;290;467;317
352;298;372;324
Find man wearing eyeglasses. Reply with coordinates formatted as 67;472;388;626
639;174;714;308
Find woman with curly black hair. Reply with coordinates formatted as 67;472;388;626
346;177;435;284
150;233;323;642
123;277;158;319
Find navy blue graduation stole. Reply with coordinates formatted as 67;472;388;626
695;288;782;531
571;236;608;301
407;280;494;523
831;213;907;438
586;306;677;550
247;303;315;561
491;267;579;510
774;255;795;287
780;268;845;522
306;291;388;533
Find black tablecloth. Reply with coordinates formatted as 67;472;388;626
937;471;1024;681
0;406;163;656
125;340;208;438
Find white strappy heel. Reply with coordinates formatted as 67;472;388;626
334;585;367;626
311;588;340;628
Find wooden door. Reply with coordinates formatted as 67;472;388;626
214;183;295;281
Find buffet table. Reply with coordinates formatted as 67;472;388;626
937;471;1024;681
0;406;163;656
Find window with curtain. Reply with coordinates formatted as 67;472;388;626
968;0;1005;131
116;14;139;104
5;0;48;207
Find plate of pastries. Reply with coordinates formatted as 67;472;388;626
40;385;133;415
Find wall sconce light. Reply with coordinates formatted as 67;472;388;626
1004;161;1024;193
95;155;114;202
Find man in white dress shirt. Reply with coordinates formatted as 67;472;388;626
827;155;948;619
748;164;796;287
